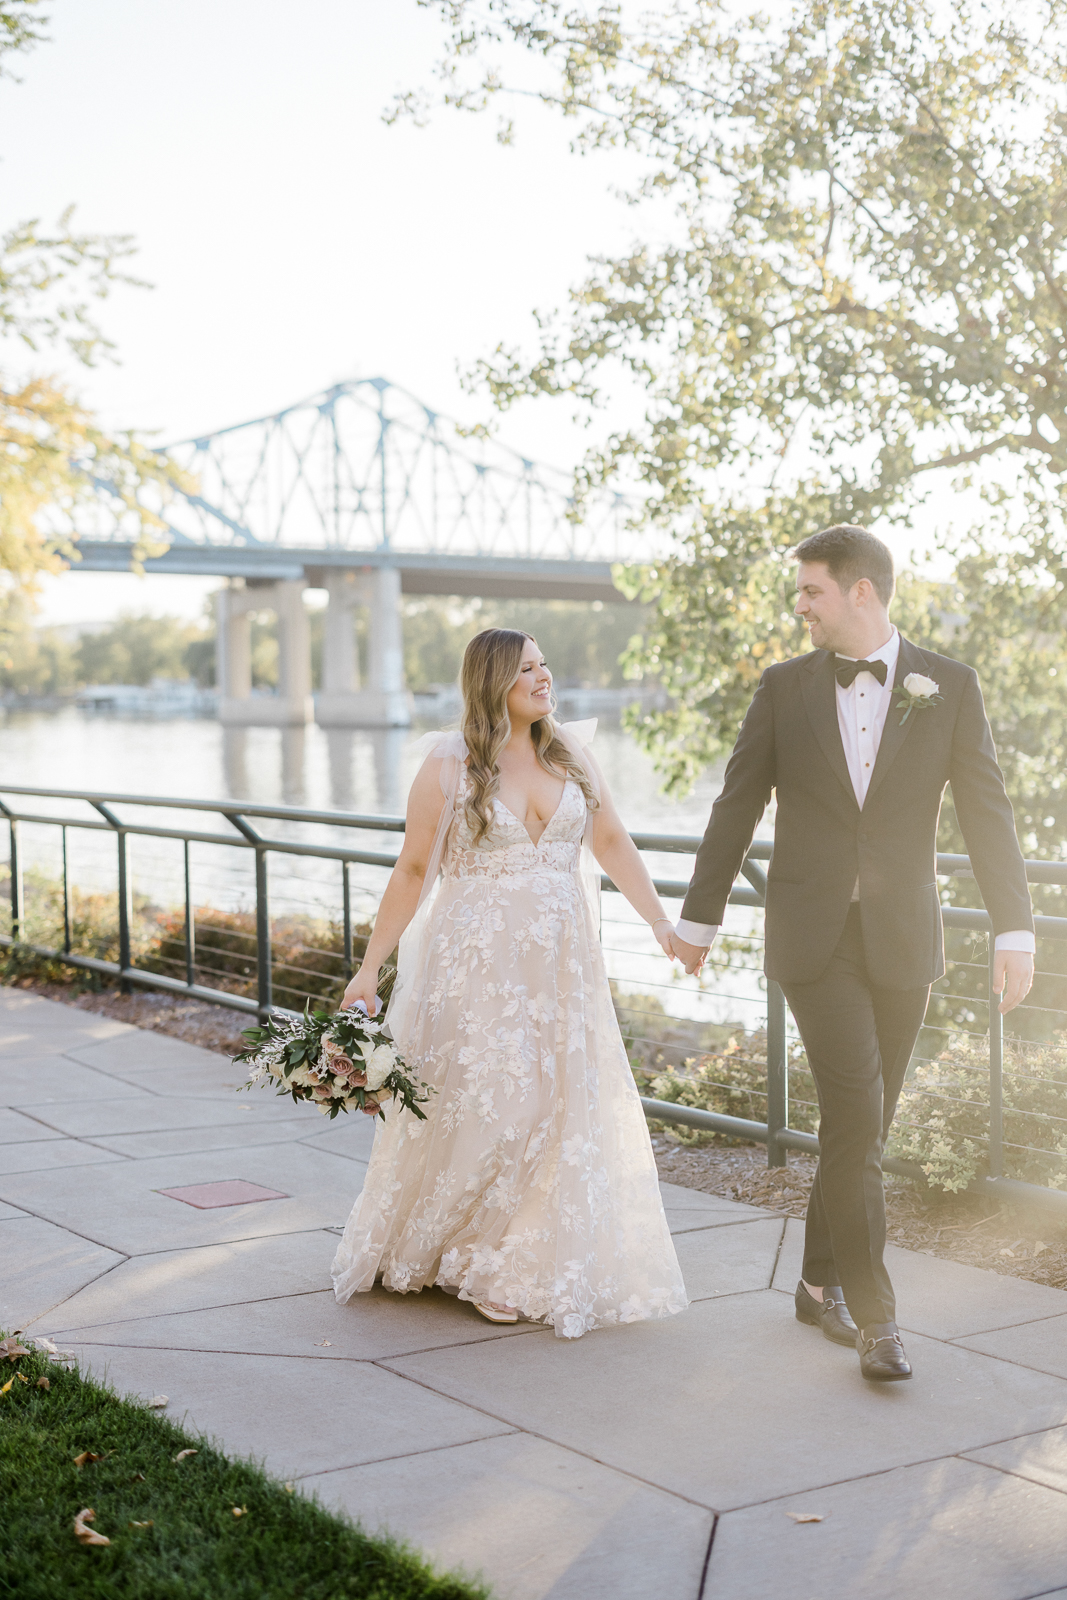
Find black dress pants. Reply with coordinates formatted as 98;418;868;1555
781;905;931;1329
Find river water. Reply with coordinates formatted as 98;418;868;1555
0;705;767;1034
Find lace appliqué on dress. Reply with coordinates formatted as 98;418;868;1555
330;770;688;1337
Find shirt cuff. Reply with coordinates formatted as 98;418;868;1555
675;919;720;949
994;931;1036;954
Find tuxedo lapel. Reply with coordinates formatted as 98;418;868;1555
863;635;927;806
799;650;858;807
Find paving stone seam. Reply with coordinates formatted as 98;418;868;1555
0;1211;132;1263
367;1360;729;1513
83;1135;368;1162
945;1343;1067;1383
667;1216;780;1235
946;1309;1067;1338
710;1447;1067;1516
56;1055;175;1094
696;1514;718;1600
59;1337;541;1363
290;1429;526;1481
0;1204;139;1258
957;1453;1067;1500
28;1223;357;1265
0;1150;132;1175
685;1284;785;1307
48;1287;344;1335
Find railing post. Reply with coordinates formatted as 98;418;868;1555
61;825;72;953
988;941;1004;1179
342;860;353;981
8;816;22;942
227;812;273;1019
91;801;131;990
254;846;272;1019
183;839;195;989
766;979;788;1168
116;827;132;988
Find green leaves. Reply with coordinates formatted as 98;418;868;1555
413;0;1067;793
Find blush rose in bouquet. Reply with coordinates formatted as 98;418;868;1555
233;1002;431;1120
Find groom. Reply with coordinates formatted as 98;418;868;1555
671;525;1034;1381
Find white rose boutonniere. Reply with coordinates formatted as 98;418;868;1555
894;671;942;725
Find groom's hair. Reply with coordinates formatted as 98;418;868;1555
792;524;895;608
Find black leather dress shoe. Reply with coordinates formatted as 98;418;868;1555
795;1281;859;1347
857;1322;913;1381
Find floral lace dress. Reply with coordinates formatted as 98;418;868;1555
330;763;688;1338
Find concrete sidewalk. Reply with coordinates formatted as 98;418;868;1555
3;985;1067;1599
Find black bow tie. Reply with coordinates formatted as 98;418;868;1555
834;657;888;687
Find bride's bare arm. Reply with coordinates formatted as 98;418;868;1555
340;757;448;1011
582;750;677;961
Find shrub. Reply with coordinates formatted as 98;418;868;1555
889;1034;1067;1193
631;1030;820;1147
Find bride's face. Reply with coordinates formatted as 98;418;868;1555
506;639;552;726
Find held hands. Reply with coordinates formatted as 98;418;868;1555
340;963;382;1017
669;932;708;977
993;950;1035;1015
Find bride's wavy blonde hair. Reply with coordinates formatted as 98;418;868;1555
460;629;599;842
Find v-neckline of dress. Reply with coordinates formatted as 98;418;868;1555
494;780;572;848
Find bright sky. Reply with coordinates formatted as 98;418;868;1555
3;0;961;630
2;0;648;625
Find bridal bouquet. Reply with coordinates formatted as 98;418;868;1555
233;1004;431;1121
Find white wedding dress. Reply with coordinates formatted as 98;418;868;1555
331;726;687;1338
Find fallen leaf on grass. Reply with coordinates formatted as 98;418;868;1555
128;1521;153;1529
1034;1241;1049;1256
73;1452;104;1468
1;1379;14;1396
36;1376;50;1390
73;1508;110;1547
231;1505;248;1518
284;1482;294;1493
0;1337;29;1362
33;1337;58;1354
146;1395;168;1408
173;1450;198;1462
786;1512;824;1523
999;1248;1016;1258
16;1372;28;1385
130;1472;146;1482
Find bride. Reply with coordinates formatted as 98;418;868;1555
331;629;688;1338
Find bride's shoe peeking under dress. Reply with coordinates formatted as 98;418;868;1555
330;722;688;1339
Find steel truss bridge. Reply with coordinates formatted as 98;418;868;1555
74;375;650;602
70;377;651;726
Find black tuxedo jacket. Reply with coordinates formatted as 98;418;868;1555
681;636;1034;988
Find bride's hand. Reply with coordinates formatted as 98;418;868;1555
652;920;676;960
340;964;382;1016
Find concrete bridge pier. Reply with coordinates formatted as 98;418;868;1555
315;567;412;728
216;579;313;726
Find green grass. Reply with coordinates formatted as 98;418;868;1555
0;1339;491;1600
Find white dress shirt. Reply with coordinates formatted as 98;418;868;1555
676;626;1035;954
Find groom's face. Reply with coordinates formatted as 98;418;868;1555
794;561;855;652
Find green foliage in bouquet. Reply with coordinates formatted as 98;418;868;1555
234;1005;431;1122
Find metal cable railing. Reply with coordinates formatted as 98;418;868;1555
1;780;1066;1214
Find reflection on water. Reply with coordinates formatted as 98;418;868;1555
0;706;723;831
222;728;248;797
0;706;763;1027
281;727;306;805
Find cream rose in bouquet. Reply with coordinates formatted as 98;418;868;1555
233;1002;431;1120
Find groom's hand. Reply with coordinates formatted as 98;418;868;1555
669;933;708;976
993;950;1035;1015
